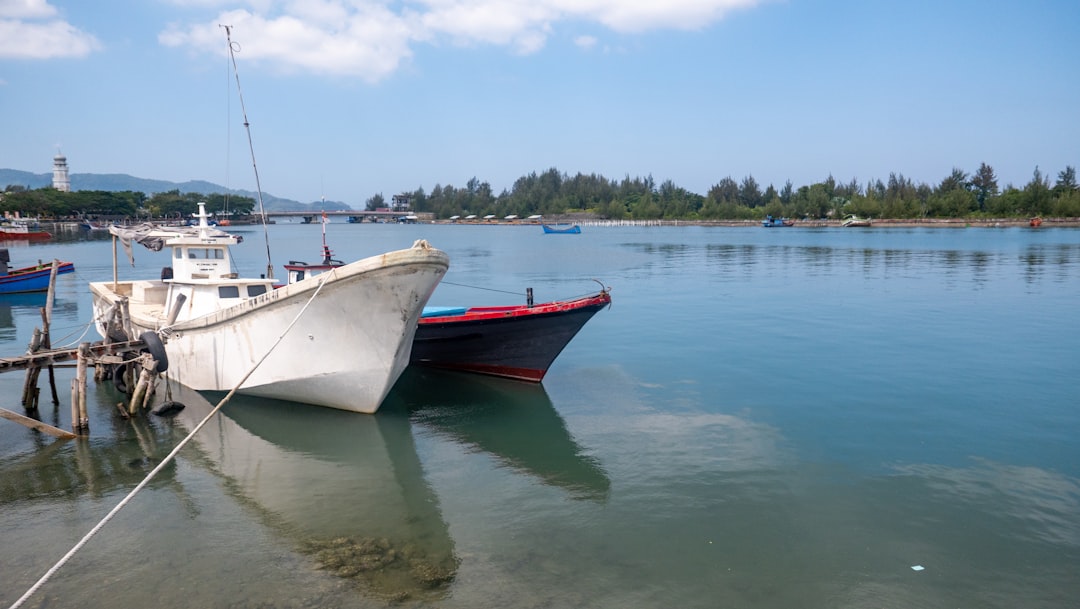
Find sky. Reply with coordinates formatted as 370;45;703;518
1;0;1077;206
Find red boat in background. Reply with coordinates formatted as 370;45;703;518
0;220;51;240
411;286;611;382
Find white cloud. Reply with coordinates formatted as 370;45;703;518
160;6;415;82
574;35;598;51
0;0;56;19
0;1;101;60
159;0;764;81
552;0;761;32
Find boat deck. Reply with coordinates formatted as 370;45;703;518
91;280;170;327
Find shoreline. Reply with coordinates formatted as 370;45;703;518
432;217;1080;228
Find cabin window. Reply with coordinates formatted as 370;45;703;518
174;249;182;260
218;286;240;298
188;249;225;259
247;284;268;297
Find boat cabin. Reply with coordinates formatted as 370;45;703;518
282;241;344;285
110;202;276;325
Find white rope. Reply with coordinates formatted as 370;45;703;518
52;319;98;350
7;270;335;609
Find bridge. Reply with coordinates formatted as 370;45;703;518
262;210;434;224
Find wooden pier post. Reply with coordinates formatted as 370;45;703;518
129;361;155;416
22;328;42;409
76;342;90;434
44;260;60;405
19;261;63;410
112;232;118;291
70;377;80;434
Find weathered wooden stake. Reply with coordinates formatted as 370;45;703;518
45;260;60;405
140;368;157;411
70;378;80;434
76;342;90;433
129;369;149;415
112;233;118;291
21;328;42;408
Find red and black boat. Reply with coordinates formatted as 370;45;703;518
411;286;611;382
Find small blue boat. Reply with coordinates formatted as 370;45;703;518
762;215;794;227
542;224;581;234
0;249;75;294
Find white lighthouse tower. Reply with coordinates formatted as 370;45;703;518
52;150;71;192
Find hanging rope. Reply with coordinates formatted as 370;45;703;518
7;270;335;609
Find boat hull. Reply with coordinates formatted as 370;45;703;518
0;230;52;240
542;224;581;234
91;246;448;413
0;261;74;294
411;291;610;382
841;215;872;227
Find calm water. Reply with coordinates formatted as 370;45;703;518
1;222;1078;608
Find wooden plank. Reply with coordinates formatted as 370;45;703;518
0;339;149;374
0;407;77;439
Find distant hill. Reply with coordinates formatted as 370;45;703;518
0;168;353;212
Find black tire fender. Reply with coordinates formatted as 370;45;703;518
112;363;130;394
139;331;169;373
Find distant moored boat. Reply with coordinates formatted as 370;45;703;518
542;224;582;234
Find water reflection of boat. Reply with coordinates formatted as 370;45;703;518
168;384;458;601
389;367;611;501
0;292;78;344
0;292;47;332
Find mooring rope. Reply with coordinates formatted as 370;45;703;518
437;280;526;296
7;270;335;609
51;319;98;351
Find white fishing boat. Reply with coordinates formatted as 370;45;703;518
91;203;448;413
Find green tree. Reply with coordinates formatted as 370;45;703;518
1055;166;1077;193
937;168;969;193
738;175;763;208
1023;166;1053;216
707;177;739;204
365;193;386;211
971;163;998;211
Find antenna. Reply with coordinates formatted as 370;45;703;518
221;24;274;280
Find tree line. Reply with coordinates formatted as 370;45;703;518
386;163;1079;221
4;163;1078;221
0;187;255;220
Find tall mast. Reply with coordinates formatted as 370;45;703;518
221;24;274;280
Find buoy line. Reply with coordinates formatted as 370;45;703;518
8;270;335;609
